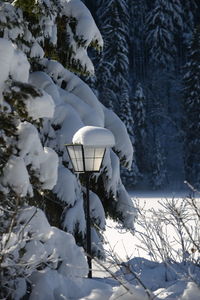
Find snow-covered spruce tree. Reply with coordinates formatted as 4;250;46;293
132;83;147;174
145;0;183;69
129;0;148;82
95;0;130;111
120;88;139;187
95;0;139;186
95;0;115;109
182;0;198;41
183;26;200;189
0;0;136;256
0;1;137;297
150;135;167;189
0;38;62;298
0;8;89;296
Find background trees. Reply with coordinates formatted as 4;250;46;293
87;0;200;190
183;26;200;188
95;0;140;185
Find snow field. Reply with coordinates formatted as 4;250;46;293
93;191;200;299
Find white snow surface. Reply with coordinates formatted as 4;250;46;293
16;122;58;190
0;39;30;103
0;38;30;84
39;147;58;189
101;150;121;195
0;40;58;196
98;192;200;300
19;207;88;276
17;122;44;167
110;284;149;300
61;0;103;74
180;282;200;300
103;107;133;168
10;48;30;83
1;155;32;197
30;271;113;300
72;126;115;147
0;38;15;88
29;71;62;106
9;211;158;300
53;166;79;206
62;196;86;235
25;89;55;120
59;87;103;126
1;121;58;196
62;0;103;48
14;206;94;299
41;58;105;126
54;104;84;148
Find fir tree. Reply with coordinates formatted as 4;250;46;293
150;135;167;189
120;89;139;187
96;0;130;111
0;36;59;298
146;0;183;69
132;83;147;173
1;0;137;256
95;0;139;185
182;0;198;40
183;26;200;188
129;0;148;81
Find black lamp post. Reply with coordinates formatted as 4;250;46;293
66;144;106;278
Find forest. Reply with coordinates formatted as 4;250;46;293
84;0;200;191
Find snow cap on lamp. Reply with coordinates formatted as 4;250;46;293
72;126;115;147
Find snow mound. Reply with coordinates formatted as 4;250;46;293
103;107;133;168
110;283;149;300
116;257;200;299
180;282;200;300
25;89;55;120
1;155;32;197
72;126;115;147
15;207;89;299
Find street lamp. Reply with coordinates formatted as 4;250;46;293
66;126;115;278
66;144;106;173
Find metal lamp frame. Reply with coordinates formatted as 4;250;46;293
65;143;106;278
66;144;106;173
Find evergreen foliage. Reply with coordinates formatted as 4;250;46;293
129;0;148;81
90;0;200;189
0;0;136;274
95;0;139;184
183;26;200;188
96;0;130;110
150;135;167;189
146;0;178;68
132;83;147;173
182;0;198;38
120;90;139;187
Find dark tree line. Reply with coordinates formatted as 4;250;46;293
84;0;200;189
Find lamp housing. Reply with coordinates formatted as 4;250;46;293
66;144;106;173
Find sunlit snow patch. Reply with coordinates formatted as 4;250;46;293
72;126;115;147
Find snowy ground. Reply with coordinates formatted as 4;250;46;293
94;189;192;274
91;190;200;299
